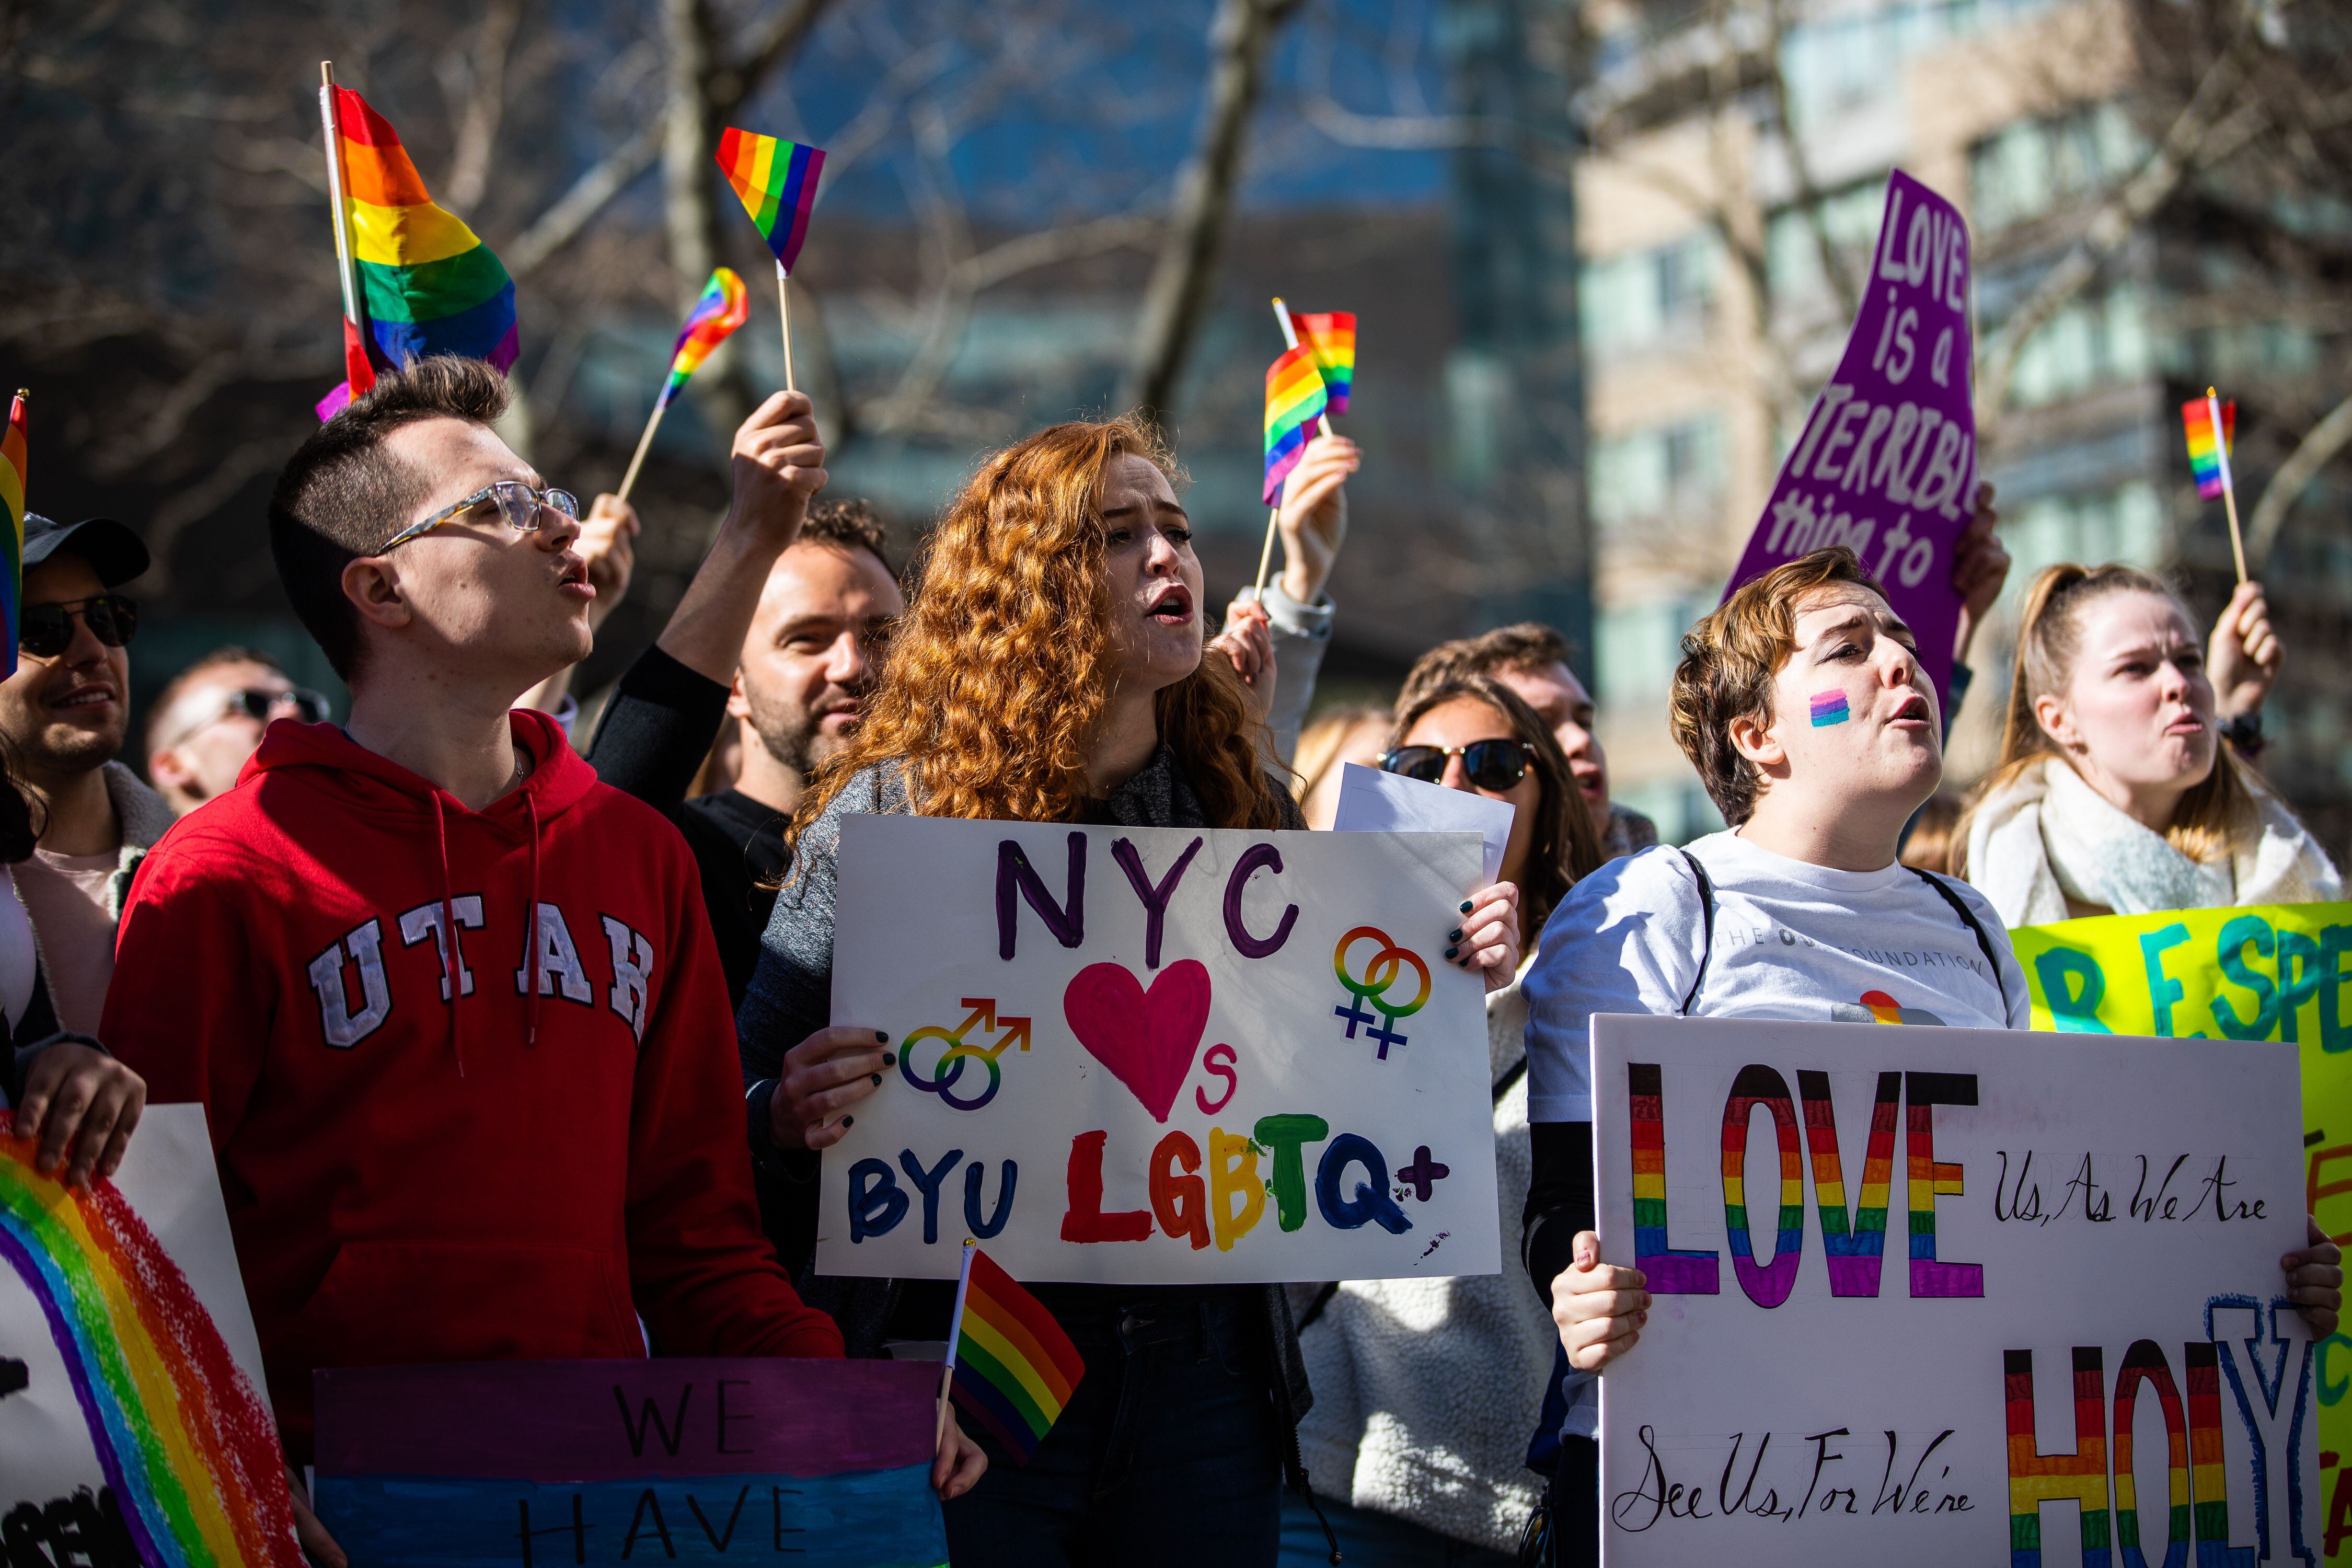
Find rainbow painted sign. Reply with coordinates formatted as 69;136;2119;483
0;1104;304;1564
1592;1013;2316;1566
2013;901;2352;1563
822;818;1500;1283
312;1359;947;1566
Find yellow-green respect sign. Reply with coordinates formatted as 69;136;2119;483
2013;900;2352;1561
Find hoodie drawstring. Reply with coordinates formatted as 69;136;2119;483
430;792;464;1077
525;789;543;1047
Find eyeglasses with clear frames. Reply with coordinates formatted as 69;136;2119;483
377;480;580;554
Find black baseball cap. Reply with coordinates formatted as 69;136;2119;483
22;513;151;588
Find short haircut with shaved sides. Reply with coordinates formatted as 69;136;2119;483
799;497;895;578
1399;621;1575;712
267;356;511;680
1670;546;1889;827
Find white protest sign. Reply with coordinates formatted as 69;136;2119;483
1592;1013;2316;1567
1332;762;1512;884
3;1103;303;1560
821;817;1501;1283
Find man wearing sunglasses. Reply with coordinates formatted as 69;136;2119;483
0;514;176;1036
144;647;331;816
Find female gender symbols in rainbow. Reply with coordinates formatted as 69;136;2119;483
0;1117;304;1565
1331;926;1431;1060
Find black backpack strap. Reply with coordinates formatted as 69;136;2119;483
1675;847;1715;1016
1907;867;2011;1019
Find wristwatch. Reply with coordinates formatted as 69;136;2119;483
2219;711;2266;759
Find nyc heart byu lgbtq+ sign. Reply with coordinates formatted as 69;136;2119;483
820;818;1501;1283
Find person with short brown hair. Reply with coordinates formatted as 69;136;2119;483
1401;622;1654;859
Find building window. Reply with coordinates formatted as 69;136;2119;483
1582;232;1717;354
1589;413;1727;531
2007;286;2153;407
1764;183;1888;316
1968;101;2145;233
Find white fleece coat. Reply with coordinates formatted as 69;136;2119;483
1294;975;1554;1553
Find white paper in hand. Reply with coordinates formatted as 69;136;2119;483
1332;762;1513;884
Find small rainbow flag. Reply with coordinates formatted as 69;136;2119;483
947;1243;1084;1465
1286;309;1357;414
2181;391;2236;501
2;390;26;676
716;129;826;275
1264;345;1329;505
655;268;751;412
319;86;518;419
0;1115;305;1564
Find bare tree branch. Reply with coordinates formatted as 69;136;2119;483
504;0;840;283
439;0;527;215
1757;0;1857;323
1975;46;2266;426
1122;0;1310;424
2250;391;2352;567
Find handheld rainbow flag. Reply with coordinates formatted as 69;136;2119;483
946;1242;1085;1465
2;390;25;676
0;1113;306;1563
716;128;827;276
655;267;751;412
2182;387;2249;580
1263;345;1329;506
2181;391;2236;501
1286;308;1357;414
316;79;518;419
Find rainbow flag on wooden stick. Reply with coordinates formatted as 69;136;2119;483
2181;391;2236;500
716;129;826;275
1264;346;1329;504
1;391;24;676
656;268;750;411
1286;308;1357;414
318;83;518;419
946;1243;1084;1464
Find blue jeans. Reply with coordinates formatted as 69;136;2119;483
942;1290;1283;1567
1279;1492;1518;1567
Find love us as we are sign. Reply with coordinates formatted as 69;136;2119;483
821;818;1500;1283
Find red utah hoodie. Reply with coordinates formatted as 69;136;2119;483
103;710;843;1458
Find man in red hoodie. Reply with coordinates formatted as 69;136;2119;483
103;358;982;1555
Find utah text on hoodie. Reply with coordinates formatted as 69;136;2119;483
101;709;843;1460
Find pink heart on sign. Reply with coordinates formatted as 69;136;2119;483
1063;960;1212;1124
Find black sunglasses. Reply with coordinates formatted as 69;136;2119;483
19;594;137;659
1380;738;1531;792
220;687;331;726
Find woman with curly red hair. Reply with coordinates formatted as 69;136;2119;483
736;414;1522;1565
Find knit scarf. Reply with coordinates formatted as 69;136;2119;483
1964;755;2342;928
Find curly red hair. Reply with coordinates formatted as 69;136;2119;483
792;414;1286;833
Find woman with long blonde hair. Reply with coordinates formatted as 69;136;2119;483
1957;564;2337;924
735;414;1523;1566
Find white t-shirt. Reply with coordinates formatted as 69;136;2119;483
1524;831;2031;1125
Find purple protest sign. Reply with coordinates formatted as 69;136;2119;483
1723;170;1976;704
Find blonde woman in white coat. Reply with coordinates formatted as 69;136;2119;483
1282;674;1601;1565
1956;564;2338;921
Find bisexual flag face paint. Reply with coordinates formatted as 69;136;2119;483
1809;690;1851;727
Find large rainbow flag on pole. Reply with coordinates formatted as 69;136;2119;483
715;129;826;276
655;268;751;412
1263;345;1329;504
946;1242;1085;1465
316;82;519;419
0;1116;306;1564
1;391;25;676
1286;308;1357;414
2181;391;2236;501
